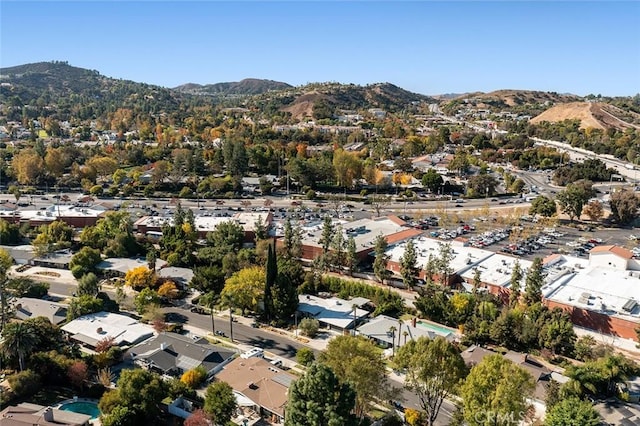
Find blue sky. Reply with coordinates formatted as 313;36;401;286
1;1;638;96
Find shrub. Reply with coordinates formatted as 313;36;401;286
7;370;41;398
181;366;208;388
299;318;320;338
296;347;315;366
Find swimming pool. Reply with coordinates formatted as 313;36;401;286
59;401;101;420
416;320;456;335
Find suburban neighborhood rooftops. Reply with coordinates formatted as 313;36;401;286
215;357;295;418
61;311;154;348
297;294;369;330
356;314;454;347
0;402;91;426
97;257;167;275
15;297;67;325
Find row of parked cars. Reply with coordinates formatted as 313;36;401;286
468;228;510;248
565;236;604;257
501;228;567;256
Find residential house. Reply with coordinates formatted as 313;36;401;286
356;315;455;349
215;357;296;424
131;332;236;379
0;403;91;426
297;294;370;332
61;312;154;349
15;298;67;325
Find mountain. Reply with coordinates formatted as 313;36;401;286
530;101;640;130
174;78;292;95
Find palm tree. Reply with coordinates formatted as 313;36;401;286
200;292;218;335
403;330;409;345
388;326;397;356
1;322;39;371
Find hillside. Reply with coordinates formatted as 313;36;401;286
174;78;292;96
530;101;640;130
279;82;432;120
0;61;192;120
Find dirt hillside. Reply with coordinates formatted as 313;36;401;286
530;102;639;130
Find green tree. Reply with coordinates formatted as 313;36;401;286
204;381;237;425
609;189;639;224
285;363;357;426
67;295;104;320
449;149;470;175
299;318;320;338
0;248;15;331
200;220;245;264
459;354;534;426
264;243;277;322
99;369;167;425
296;347;316;366
78;272;100;297
282;218;302;259
422;169;444;193
373;235;390;285
509;260;523;308
345;235;358;275
556;182;592;222
400;240;418;288
529;196;557;217
0;219;22;245
393;337;468;426
320;335;389;418
544;397;600;426
0;321;39;371
69;246;102;278
31;221;74;255
467;174;498;197
134;287;160;314
524;257;545;306
272;260;299;324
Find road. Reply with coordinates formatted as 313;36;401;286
47;280;306;359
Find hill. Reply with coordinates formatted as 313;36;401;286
530;101;640;130
0;61;192;120
279;82;432;120
174;78;292;95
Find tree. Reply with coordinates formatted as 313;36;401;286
134;288;160;314
449;149;470;175
0;218;21;245
67;360;88;390
181;366;207;389
264;243;277;321
523;257;545;306
184;409;212;426
299;318;320;338
67;295;104;320
0;321;39;371
282;218;302;259
125;266;155;290
69;247;102;278
11;149;44;184
544;397;600;426
435;243;454;285
370;194;392;217
333;149;362;189
204;381;237;425
529;196;557;217
285;363;357;426
44;147;66;177
157;281;179;299
0;248;15;331
459;354;534;426
272;260;299;324
400;240;419;288
320;335;390;418
509;260;523;308
221;267;265;315
99;369;167;425
32;220;74;255
467;174;498;198
393;337;467;426
422;169;444;193
609;189;639;224
373;235;390;285
296;347;315;366
583;200;604;223
345;235;358;275
318;215;334;266
201;220;245;263
78;272;100;297
556;182;592;222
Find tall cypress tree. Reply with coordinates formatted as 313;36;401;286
264;242;277;321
